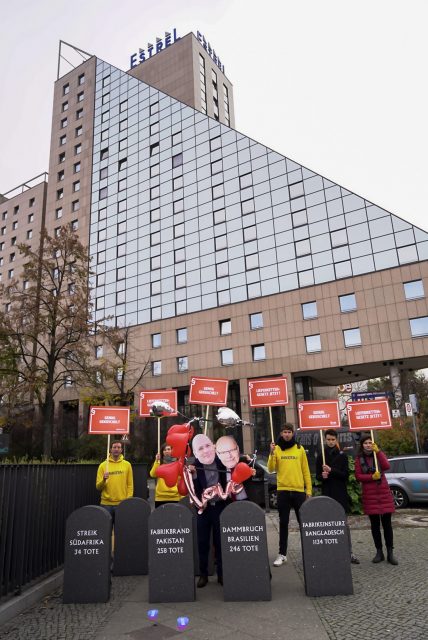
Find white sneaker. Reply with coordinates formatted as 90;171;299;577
273;554;287;567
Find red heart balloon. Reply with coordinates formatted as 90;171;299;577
177;475;188;496
231;462;253;484
166;431;189;459
167;424;189;434
155;461;180;487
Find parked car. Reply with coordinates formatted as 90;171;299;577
385;454;428;508
254;457;278;509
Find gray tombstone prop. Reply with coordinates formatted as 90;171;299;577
220;501;271;601
148;503;195;603
63;505;112;604
299;496;353;597
180;496;214;576
113;497;151;576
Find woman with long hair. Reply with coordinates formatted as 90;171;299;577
150;442;184;508
355;433;398;565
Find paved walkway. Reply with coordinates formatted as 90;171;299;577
0;511;426;640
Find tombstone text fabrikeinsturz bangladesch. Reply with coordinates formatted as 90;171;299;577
113;497;151;576
148;503;195;602
63;505;112;604
300;496;353;597
220;501;271;601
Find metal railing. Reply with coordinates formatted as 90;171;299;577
0;463;148;601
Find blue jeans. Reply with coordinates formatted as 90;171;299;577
100;504;116;524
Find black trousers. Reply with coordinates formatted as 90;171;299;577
369;513;393;549
277;490;306;555
197;501;227;578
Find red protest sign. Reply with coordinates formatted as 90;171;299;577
88;406;130;434
189;376;229;406
139;389;178;417
248;377;289;407
298;400;341;430
346;400;392;431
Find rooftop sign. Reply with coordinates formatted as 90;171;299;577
130;28;180;69
196;31;225;74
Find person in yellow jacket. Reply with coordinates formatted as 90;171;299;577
268;423;312;567
96;440;134;522
150;443;184;508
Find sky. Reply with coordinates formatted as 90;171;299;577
1;0;427;231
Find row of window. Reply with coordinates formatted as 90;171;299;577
151;345;265;376
1;199;35;221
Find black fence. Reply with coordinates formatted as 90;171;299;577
0;463;148;601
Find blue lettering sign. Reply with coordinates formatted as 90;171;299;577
129;28;180;69
197;30;225;74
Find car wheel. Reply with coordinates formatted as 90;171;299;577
269;489;278;509
390;486;409;509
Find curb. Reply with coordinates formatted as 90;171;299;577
0;570;63;627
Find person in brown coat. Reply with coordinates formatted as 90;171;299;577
355;433;398;565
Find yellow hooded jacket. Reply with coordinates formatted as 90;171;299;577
268;443;312;495
96;454;134;505
150;460;183;502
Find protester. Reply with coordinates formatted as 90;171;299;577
315;429;359;564
215;435;256;500
191;433;230;587
96;440;133;523
150;442;184;508
268;423;312;567
355;433;398;565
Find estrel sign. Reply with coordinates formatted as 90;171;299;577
346;400;392;431
298;400;341;430
88;407;130;435
139;390;178;417
189;376;228;406
130;28;180;69
196;31;225;74
248;377;289;407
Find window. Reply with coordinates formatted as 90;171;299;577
11;237;16;246
0;227;5;236
75;125;83;137
55;207;63;219
62;101;68;112
57;188;63;200
250;312;263;329
73;180;80;192
118;158;127;171
403;458;428;473
99;187;107;200
177;356;188;372
57;170;64;181
1;212;5;220
77;91;84;102
71;219;78;231
117;244;126;257
9;253;15;262
151;333;161;348
27;230;33;239
150;163;159;178
210;136;221;151
173;175;183;190
59;152;66;163
28;213;34;223
98;207;107;220
64;375;73;388
172;153;183;168
119;119;128;132
72;200;80;212
343;328;362;347
102;75;110;88
220;319;231;335
152;361;162;376
245;254;259;270
410;317;428;337
116;291;125;304
177;328;187;343
172;131;182;146
239;173;252;189
302;301;317;319
76;108;83;120
149;101;159;115
175;274;186;288
305;334;321;353
95;345;103;359
61;117;68;128
175;248;185;263
75;143;82;155
150;186;160;200
8;269;14;279
241;199;255;215
12;221;18;230
63;83;69;95
59;134;67;146
100;148;109;161
150;121;159;135
100;167;108;180
221;349;233;366
117;221;126;235
29;197;35;207
78;73;85;85
54;227;61;237
120;100;128;112
150;142;159;156
252;344;266;361
74;161;81;173
13;206;19;215
404;280;424;300
339;293;357;313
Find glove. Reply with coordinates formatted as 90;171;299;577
372;471;381;480
372;443;380;453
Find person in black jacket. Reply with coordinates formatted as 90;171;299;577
316;429;359;564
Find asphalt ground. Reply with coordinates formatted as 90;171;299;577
0;508;426;640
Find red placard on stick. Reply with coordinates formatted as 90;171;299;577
346;400;392;431
139;389;178;417
298;400;341;430
248;377;289;407
88;406;130;434
189;376;229;406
